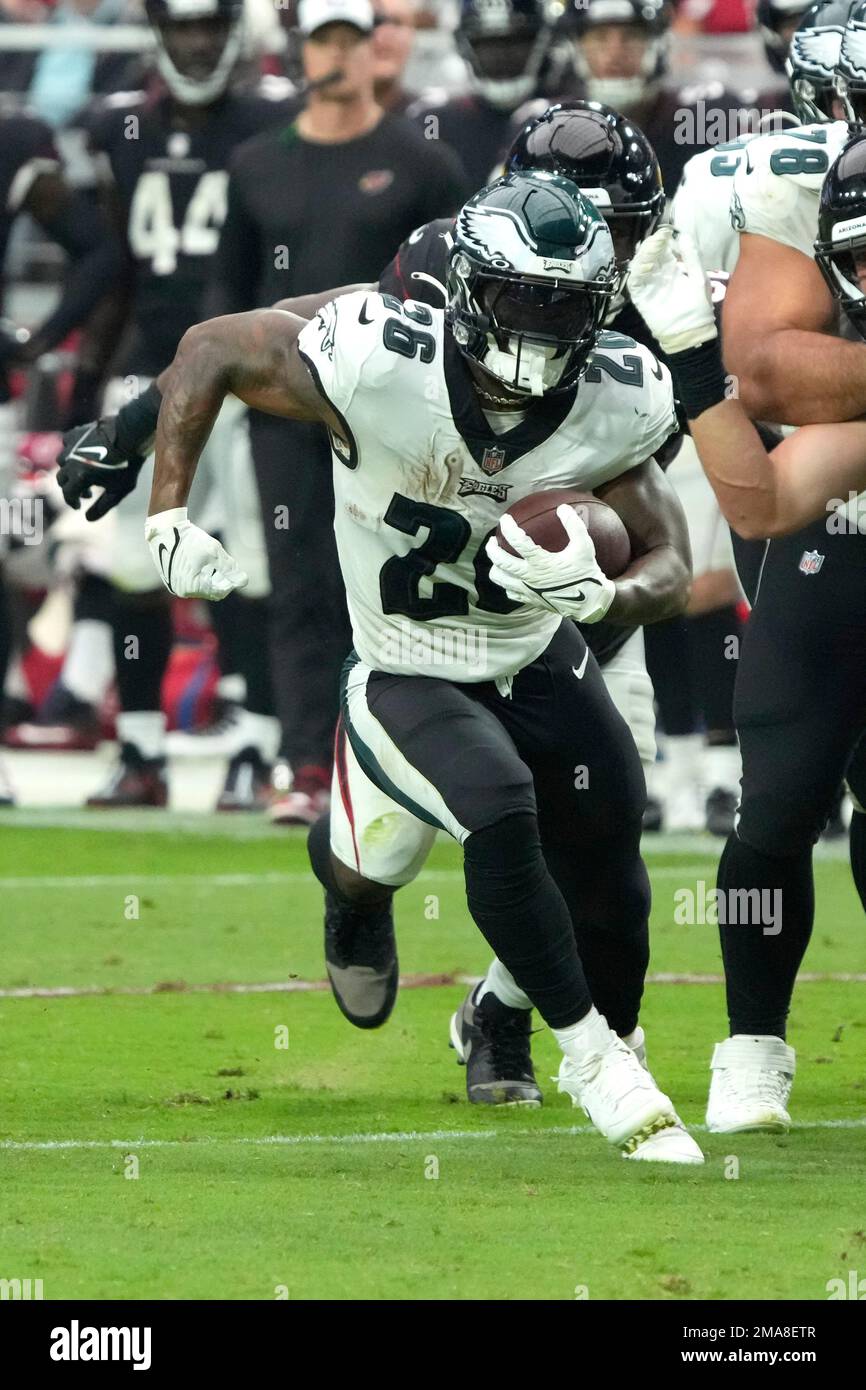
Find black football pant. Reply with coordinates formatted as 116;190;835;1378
341;621;650;1032
719;519;866;1037
249;413;352;770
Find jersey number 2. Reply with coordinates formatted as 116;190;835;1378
379;494;519;619
129;171;228;275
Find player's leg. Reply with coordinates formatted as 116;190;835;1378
463;629;657;1104
249;415;352;824
188;398;281;810
307;718;437;1028
480;623;700;1161
845;732;866;913
343;643;702;1161
708;523;866;1132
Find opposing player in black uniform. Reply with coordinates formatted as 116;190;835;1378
408;0;568;188
56;0;292;810
563;0;763;196
0;108;122;800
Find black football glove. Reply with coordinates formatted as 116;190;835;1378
56;418;146;522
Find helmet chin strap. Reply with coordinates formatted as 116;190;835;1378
484;336;563;397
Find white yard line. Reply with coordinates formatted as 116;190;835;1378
2;969;863;1000
2;1117;865;1153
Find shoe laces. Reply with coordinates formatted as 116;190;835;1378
572;1038;656;1108
478;1006;533;1079
720;1066;789;1107
326;897;393;970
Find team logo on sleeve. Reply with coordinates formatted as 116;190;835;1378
480;445;506;476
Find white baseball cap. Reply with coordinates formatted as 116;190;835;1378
298;0;374;36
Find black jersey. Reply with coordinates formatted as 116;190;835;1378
207;112;469;316
407;94;516;190
86;88;291;376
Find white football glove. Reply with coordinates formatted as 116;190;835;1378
145;507;248;600
486;506;616;624
627;226;717;356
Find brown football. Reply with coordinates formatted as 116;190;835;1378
497;488;631;579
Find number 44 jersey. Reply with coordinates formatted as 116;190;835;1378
84;87;290;377
297;290;678;684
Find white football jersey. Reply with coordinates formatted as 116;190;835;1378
672;136;758;273
729;119;851;257
297;291;677;683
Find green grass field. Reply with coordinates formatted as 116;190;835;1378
1;811;864;1301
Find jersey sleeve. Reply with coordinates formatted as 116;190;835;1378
377;217;452;305
296;290;387;422
729;128;830;257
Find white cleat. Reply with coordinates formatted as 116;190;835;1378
557;1021;704;1164
626;1121;704;1164
706;1034;795;1133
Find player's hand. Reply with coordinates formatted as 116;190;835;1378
56;418;145;521
145;507;248;600
486;506;616;624
627;226;717;355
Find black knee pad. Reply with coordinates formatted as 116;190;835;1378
735;791;823;858
464;812;547;907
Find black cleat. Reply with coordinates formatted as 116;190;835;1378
216;746;271;812
705;787;737;837
449;986;542;1106
324;891;398;1029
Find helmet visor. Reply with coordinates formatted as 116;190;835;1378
480;277;600;342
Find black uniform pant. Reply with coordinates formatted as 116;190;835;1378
719;519;866;1036
342;621;651;1032
249;413;352;769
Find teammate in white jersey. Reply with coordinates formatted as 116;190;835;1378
144;171;704;1164
628;1;866;1142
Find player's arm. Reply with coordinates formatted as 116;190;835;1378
151;309;331;512
271;285;373;318
629;228;866;538
595;459;692;624
145;309;337;599
20;170;125;362
723;233;866;424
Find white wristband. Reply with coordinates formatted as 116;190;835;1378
145;506;187;540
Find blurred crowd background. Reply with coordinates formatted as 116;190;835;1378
0;0;817;834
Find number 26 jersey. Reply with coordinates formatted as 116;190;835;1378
297;290;677;683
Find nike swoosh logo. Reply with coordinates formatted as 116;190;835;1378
572;650;589;680
157;527;182;594
358;299;374;325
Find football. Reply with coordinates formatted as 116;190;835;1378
497;488;632;578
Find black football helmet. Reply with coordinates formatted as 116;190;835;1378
835;0;866;122
565;0;670;112
456;0;555;111
446;171;620;397
145;0;245;106
757;0;812;75
815;131;866;336
506;101;664;268
786;0;853;122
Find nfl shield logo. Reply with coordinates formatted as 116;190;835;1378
798;549;825;575
481;446;506;476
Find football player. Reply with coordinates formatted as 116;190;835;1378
407;0;565;187
52;102;693;1111
0;107;124;798
629;0;866;1136
561;0;755;192
143;171;704;1164
53;0;290;810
